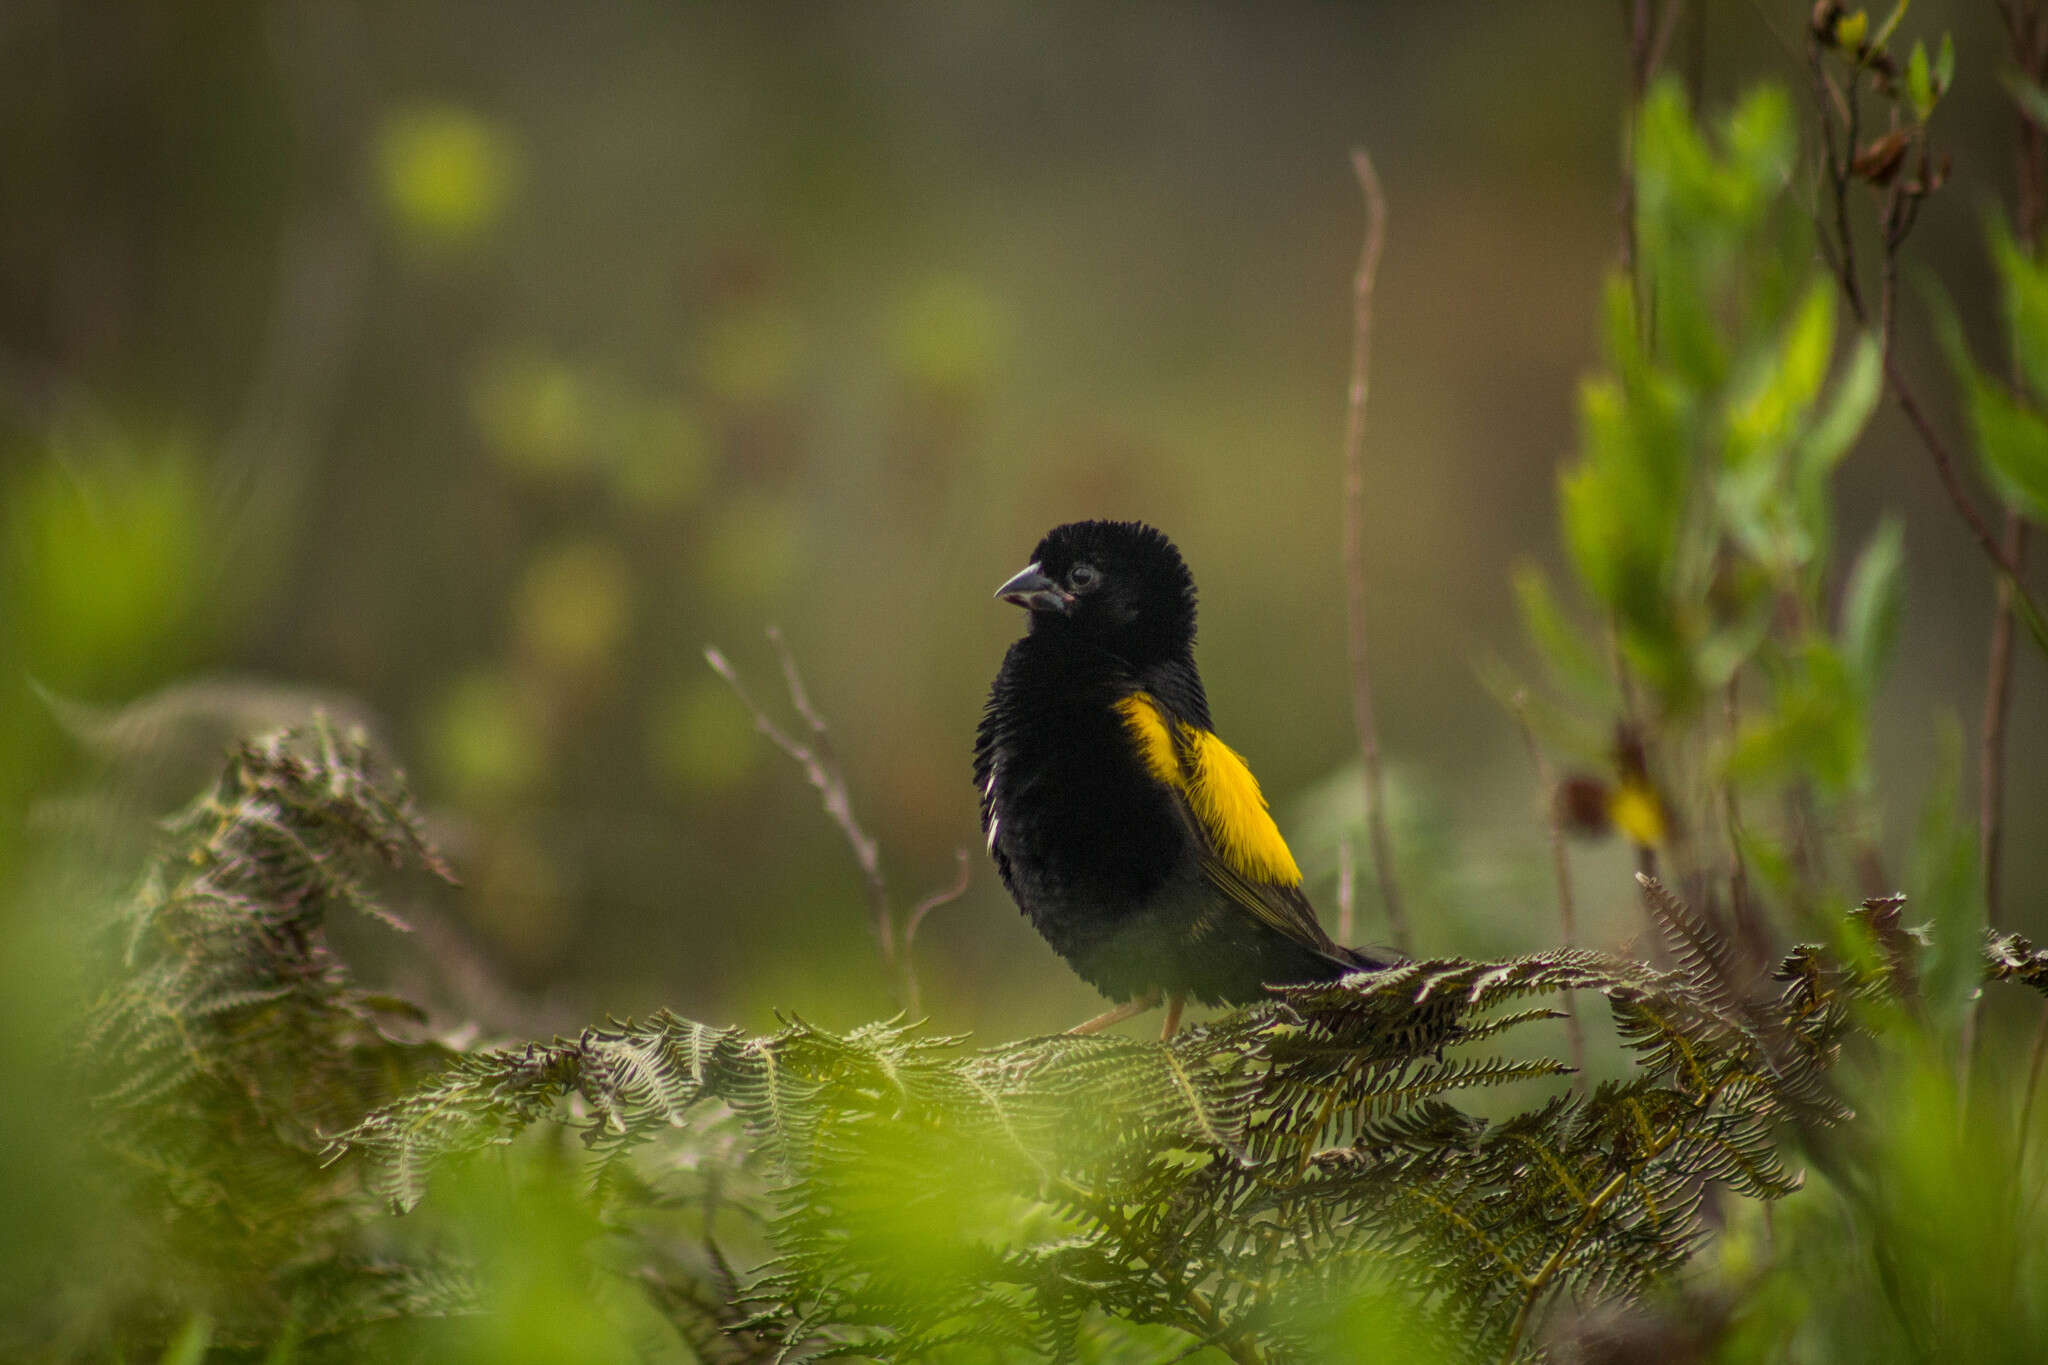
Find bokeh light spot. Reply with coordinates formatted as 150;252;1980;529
696;494;803;604
650;677;759;791
375;104;517;244
887;272;1007;391
512;539;634;673
601;397;713;510
6;432;208;695
427;667;546;803
467;349;591;478
696;302;806;403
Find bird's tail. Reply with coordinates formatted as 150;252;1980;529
1336;943;1400;973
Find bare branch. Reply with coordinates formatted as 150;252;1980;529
900;848;972;1017
706;637;896;995
1983;517;2032;931
1339;145;1409;954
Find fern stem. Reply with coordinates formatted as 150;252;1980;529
1497;1070;1731;1361
1053;1175;1267;1365
1496;1167;1632;1362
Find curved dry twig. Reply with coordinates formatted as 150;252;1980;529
1339;145;1409;954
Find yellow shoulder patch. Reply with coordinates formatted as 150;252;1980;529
1114;693;1182;787
1183;729;1304;886
1114;692;1303;888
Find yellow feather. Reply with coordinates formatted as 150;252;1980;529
1183;729;1303;886
1115;693;1303;887
1115;693;1181;787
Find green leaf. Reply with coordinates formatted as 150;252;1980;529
1839;516;1905;693
2004;70;2048;130
1926;274;2048;523
1513;562;1609;697
1798;334;1883;480
1990;218;2048;410
1905;41;1934;120
1836;10;1869;53
158;1314;213;1365
1935;32;1955;95
1697;592;1776;689
1726;639;1866;793
1726;281;1836;471
1967;376;2048;523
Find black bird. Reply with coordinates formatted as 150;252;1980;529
975;520;1391;1038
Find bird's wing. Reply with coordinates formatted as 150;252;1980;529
1114;693;1338;955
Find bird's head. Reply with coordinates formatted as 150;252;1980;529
993;520;1197;664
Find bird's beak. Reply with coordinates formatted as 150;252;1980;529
994;562;1073;615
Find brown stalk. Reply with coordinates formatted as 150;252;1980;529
1339;145;1409;953
1997;0;2048;1177
1987;1;2048;934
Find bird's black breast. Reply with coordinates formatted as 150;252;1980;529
974;635;1198;999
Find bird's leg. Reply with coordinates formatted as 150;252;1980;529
1068;989;1161;1035
1159;993;1186;1041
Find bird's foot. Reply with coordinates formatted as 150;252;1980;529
1068;990;1162;1035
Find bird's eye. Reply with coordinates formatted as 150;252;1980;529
1069;564;1099;590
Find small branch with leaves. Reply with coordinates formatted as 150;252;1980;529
1804;4;2048;645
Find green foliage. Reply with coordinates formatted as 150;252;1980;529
3;429;216;697
356;946;1820;1360
68;723;468;1351
1927;222;2048;525
21;33;2048;1365
48;725;2048;1361
1543;78;1883;760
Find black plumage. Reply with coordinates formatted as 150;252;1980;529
975;520;1389;1027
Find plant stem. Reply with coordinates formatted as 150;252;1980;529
1982;515;2031;929
707;633;910;1010
1986;6;2048;931
1339;145;1409;953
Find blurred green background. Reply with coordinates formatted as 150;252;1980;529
3;0;2040;1041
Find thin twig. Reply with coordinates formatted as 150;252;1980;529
762;626;889;958
1722;675;1769;973
1335;834;1356;947
1338;145;1409;954
1983;515;2032;932
1511;692;1589;1094
1618;0;1654;325
706;636;898;1001
1644;0;1686;87
1615;4;1668;913
900;848;971;1017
